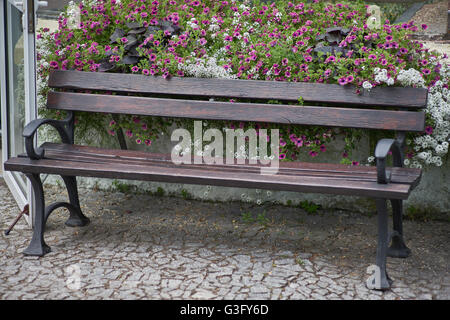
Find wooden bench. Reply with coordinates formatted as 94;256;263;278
4;70;427;290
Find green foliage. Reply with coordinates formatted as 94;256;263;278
112;180;132;193
241;211;270;227
256;212;270;227
181;188;191;199
155;186;165;197
299;200;321;214
241;211;254;224
405;205;435;222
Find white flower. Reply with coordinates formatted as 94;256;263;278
396;68;426;88
362;81;373;90
178;55;236;79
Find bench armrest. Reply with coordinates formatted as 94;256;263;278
375;135;404;184
23;111;75;160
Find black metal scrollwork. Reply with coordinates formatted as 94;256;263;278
374;132;405;184
23;111;75;160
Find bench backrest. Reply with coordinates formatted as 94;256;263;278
47;70;427;132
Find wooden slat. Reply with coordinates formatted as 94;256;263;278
4;156;414;199
47;91;426;132
36;143;422;186
48;70;428;109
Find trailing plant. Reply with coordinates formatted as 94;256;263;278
36;0;449;168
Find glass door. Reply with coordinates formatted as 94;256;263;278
1;0;40;225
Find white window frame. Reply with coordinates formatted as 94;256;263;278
1;0;39;226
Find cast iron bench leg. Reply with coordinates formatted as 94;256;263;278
61;176;90;227
22;174;90;256
367;198;393;290
388;199;411;258
23;173;51;256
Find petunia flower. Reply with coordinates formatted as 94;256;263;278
338;77;348;85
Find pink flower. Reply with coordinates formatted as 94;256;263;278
49;61;59;69
425;126;433;135
338;77;348;86
325;55;336;63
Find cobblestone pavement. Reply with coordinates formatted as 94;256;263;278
0;179;449;300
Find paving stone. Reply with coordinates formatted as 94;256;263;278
191;289;216;299
0;180;448;300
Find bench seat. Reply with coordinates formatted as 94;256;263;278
5;142;422;200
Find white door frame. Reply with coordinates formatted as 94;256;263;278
1;0;39;226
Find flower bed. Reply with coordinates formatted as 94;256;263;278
36;0;449;168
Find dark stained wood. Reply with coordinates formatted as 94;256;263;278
48;70;428;109
4;156;414;200
35;143;422;186
47;91;426;132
